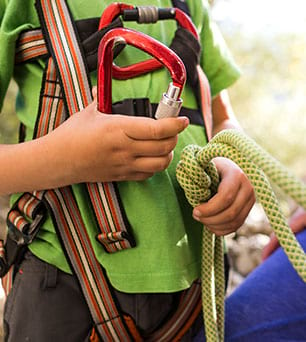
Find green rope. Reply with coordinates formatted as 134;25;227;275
176;129;306;342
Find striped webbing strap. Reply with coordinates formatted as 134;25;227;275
35;189;132;340
147;280;202;341
29;0;133;339
15;29;47;64
0;192;46;293
1;264;13;298
35;0;134;254
197;65;213;141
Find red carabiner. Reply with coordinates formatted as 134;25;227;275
98;3;198;80
99;2;134;28
97;27;186;117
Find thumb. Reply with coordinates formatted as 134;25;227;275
92;86;97;101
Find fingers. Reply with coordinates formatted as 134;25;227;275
194;157;254;216
192;157;255;236
193;192;255;236
68;102;188;183
129;136;178;157
124;116;189;140
118;171;155;182
132;152;174;174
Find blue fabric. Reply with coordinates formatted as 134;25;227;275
194;229;306;342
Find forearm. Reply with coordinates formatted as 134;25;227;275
211;89;242;135
0;133;77;195
0;102;189;196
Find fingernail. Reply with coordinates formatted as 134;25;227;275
193;209;201;217
178;116;189;127
193;210;201;221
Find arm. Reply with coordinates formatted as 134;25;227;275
262;206;306;260
192;90;256;236
0;98;189;195
211;89;241;134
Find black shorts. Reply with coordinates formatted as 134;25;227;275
3;251;203;341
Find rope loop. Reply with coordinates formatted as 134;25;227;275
176;129;306;342
176;144;219;207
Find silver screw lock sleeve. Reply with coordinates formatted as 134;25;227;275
155;83;183;119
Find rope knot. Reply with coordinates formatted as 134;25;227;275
176;144;219;207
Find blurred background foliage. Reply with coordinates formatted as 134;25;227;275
0;0;305;178
0;81;18;144
211;0;306;178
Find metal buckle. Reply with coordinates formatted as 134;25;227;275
7;210;45;246
0;194;47;277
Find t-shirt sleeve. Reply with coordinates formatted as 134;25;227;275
0;1;15;110
0;1;5;20
0;0;37;111
188;0;241;97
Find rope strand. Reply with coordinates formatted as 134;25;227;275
176;129;306;342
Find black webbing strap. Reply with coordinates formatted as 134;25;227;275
15;17;124;70
171;0;191;17
170;27;200;89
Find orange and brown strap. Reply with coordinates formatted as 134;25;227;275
23;0;134;339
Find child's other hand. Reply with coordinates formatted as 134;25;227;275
192;157;255;236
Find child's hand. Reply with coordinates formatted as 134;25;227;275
50;100;189;184
0;96;188;195
192;157;255;236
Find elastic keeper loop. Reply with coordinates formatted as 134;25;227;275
0;240;6;259
7;210;30;233
96;231;135;253
17;192;44;220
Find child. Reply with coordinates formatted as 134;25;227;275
0;0;254;340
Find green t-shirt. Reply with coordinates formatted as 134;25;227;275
0;0;240;293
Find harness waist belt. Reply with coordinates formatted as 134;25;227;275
112;98;204;126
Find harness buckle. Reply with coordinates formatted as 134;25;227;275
0;193;47;277
7;211;45;246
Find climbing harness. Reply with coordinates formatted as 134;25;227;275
176;129;306;342
1;1;204;272
1;1;207;341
